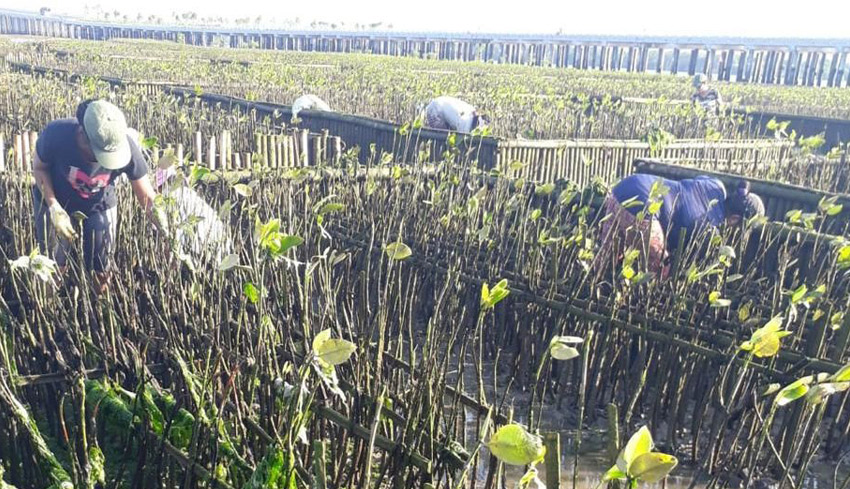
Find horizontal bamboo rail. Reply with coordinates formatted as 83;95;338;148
0;129;344;174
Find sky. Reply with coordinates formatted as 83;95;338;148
4;0;850;38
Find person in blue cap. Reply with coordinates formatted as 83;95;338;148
32;99;165;293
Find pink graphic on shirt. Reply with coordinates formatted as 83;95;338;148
67;167;111;199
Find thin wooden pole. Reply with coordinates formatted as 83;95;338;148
543;432;561;489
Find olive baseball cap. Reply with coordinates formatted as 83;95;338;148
83;100;131;170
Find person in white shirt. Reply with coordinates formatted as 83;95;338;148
151;160;233;269
422;96;490;133
291;94;332;122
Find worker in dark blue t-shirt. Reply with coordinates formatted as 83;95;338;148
596;173;764;278
32;99;164;293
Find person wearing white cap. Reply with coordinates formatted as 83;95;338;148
32;99;164;293
691;74;723;113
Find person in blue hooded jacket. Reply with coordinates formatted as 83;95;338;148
596;174;764;278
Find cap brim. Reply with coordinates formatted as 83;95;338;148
92;138;131;170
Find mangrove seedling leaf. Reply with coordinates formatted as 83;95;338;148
487;423;546;466
790;284;808;305
559;188;578;206
481;279;510;310
775;377;812;407
838;245;850;269
629;452;678;483
831;312;845;331
317;202;346;215
738;302;751;322
384;241;412;261
550;336;584;360
313;329;356;366
233;184;253;197
509;161;526;172
709;291;730;307
616;426;653;474
719;246;736;259
535;183;555;196
219;254;240;272
805;382;850;405
741;316;790;358
831;362;850;382
762;383;781;397
518;467;544;489
550;345;580;361
631;272;655;286
243;282;260;304
603;465;627;482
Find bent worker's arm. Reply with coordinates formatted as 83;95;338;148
32;151;58;206
130;176;157;211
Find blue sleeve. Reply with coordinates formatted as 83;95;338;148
612;174;658;204
675;177;727;230
36;122;59;164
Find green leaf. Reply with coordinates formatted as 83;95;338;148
559;188;578;206
487;424;546;466
838;245;850;269
603;465;627;482
312;329;356;366
741;316;789;358
509;161;526;172
630;272;655;286
790;284;808;304
550;344;580;361
775;377;812;406
243;282;260;304
805;382;850;405
616;426;653;474
738;302;751;322
482;279;510;310
317;202;346;215
831;312;845;331
529;209;542;221
219;254;240;272
831;362;850;382
647;201;662;215
232;184;253;197
535;183;555;196
727;274;744;283
384;241;412;261
518;467;542;489
786;209;803;224
629;452;678;483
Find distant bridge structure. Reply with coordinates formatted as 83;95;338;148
1;8;849;87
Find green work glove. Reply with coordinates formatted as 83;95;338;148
49;202;78;241
151;205;169;235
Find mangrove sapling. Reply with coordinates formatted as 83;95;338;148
0;374;73;489
602;426;678;489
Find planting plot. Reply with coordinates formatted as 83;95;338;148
0;35;848;489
